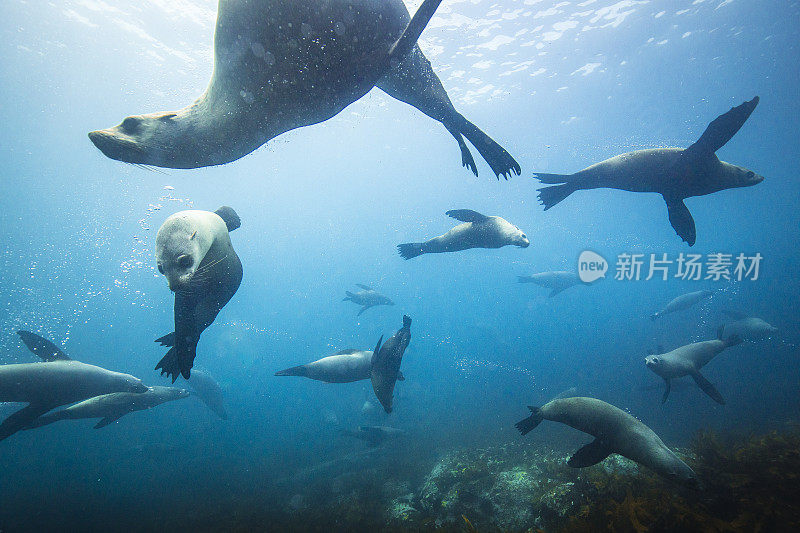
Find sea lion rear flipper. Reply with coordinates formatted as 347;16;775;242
275;365;308;377
567;438;613;468
690;370;725;405
445;209;489;223
664;196;697;246
16;331;70;361
386;0;444;63
155;332;175;347
661;378;672;404
94;414;125;429
537;183;578;211
681;97;759;158
213;206;241;232
514;406;544;436
0;404;52;442
397;243;425;260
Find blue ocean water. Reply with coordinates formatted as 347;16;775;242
1;0;798;531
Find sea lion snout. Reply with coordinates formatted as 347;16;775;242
88;128;144;163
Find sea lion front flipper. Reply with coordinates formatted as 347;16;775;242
94;413;125;429
213;206;241;232
664;196;697;246
357;305;371;317
356;284;373;291
386;0;444;63
661;378;672;404
567;438;613;468
548;287;567;298
16;331;71;361
0;404;52;441
690;370;726;405
682;97;759;157
445;209;489;223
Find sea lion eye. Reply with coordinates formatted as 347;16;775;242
177;254;193;269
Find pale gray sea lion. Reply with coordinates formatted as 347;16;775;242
186;369;228;420
25;386;189;430
644;329;741;404
342;425;404;447
515;397;700;489
342;284;395;316
398;210;529;259
1;332;148;441
720;311;777;342
535;97;763;245
88;0;520;179
154;206;243;381
275;348;405;384
517;271;584;298
651;289;713;321
371;315;412;413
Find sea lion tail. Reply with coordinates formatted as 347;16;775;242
387;0;444;62
397;243;424;260
155;346;193;383
449;114;521;180
214;206;241;232
514;406;544;436
537;182;577;210
275;365;308;377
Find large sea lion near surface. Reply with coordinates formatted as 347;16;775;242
517;271;584;298
24;386;189;430
275;348;405;384
1;331;148;441
342;284;394;316
398;210;529;259
371;315;412;413
651;289;713;320
535;97;763;245
154;206;243;382
88;0;520;179
515;397;700;489
644;329;741;405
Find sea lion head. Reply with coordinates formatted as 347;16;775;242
89;111;216;169
664;460;703;490
644;354;666;374
116;372;149;394
499;219;530;248
718;161;764;189
155;211;220;292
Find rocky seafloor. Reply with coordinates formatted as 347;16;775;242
268;426;800;532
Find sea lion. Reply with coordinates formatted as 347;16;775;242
275;348;406;384
24;386;189;430
186;369;228;420
535;97;763;245
342;284;394;316
154;206;243;381
515;397;700;489
88;0;520;179
644;329;741;404
651;289;713;320
1;331;148;441
517;271;584;298
720;311;777;342
342;425;404;447
398;210;529;259
371;315;412;413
